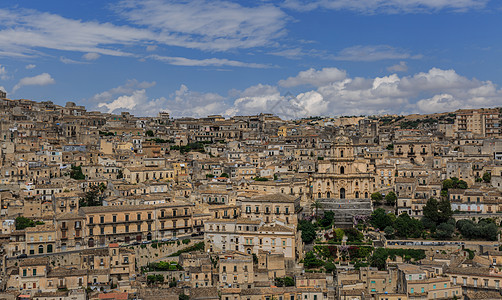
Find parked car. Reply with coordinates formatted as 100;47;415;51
170;237;179;241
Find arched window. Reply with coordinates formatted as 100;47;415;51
355;191;359;198
38;245;44;254
340;188;346;199
340;166;345;174
327;191;331;198
318;192;321;198
340;150;344;158
47;244;53;253
365;192;369;198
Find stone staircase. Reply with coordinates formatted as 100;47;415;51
317;198;373;228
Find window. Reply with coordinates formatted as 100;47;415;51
113;215;117;222
113;226;117;233
148;213;152;220
421;287;424;293
410;288;414;294
125;214;129;221
444;283;447;288
433;285;436;289
137;213;141;220
100;216;104;223
100;227;104;235
23;269;27;277
33;269;37;276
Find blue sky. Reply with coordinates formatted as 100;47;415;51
0;0;501;118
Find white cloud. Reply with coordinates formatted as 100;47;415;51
0;65;8;80
94;81;227;117
227;67;502;118
0;86;6;93
115;0;288;51
91;67;502;119
415;94;463;113
60;56;87;64
148;55;271;68
25;64;36;69
278;67;347;87
146;45;158;52
0;8;149;58
88;79;156;105
98;89;148;113
283;0;488;13
334;45;420;61
82;52;101;61
12;73;55;93
387;61;408;72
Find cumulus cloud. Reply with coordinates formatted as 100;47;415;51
82;52;101;61
148;55;271;68
92;67;502;119
25;64;36;69
283;0;488;13
93;81;227;117
334;45;420;62
415;94;463;113
278;67;347;87
12;73;55;93
0;65;8;80
228;67;502;118
89;79;156;105
387;61;408;72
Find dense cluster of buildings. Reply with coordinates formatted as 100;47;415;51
0;93;501;300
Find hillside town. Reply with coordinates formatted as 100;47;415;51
0;93;501;300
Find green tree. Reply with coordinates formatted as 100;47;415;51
371;192;383;205
179;294;189;300
70;165;85;180
394;213;423;238
369;248;388;270
79;186;102;207
422;198;440;226
15;216;35;230
385;191;397;206
220;173;229;178
303;251;324;269
435;221;455;239
384;226;394;238
482;172;491;183
324;261;336;273
319;211;334;227
299;220;317;243
438;198;453;224
155;274;164;283
145;130;154;137
370;208;393;230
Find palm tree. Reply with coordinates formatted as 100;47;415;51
311;199;323;219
